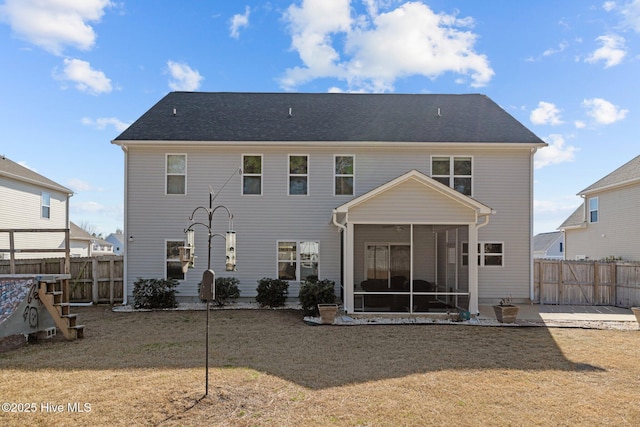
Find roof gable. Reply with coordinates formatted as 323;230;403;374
0;156;72;194
114;92;546;145
579;154;640;195
335;170;493;217
533;231;563;251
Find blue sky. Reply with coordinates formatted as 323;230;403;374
1;0;638;236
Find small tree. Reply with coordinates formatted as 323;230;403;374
132;278;179;309
298;276;337;316
255;277;289;308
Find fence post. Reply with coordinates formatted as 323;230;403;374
109;257;115;305
92;257;99;304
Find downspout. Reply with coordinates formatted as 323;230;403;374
331;209;347;307
119;144;129;305
471;213;491;316
529;147;539;302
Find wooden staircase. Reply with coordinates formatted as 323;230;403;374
38;277;84;340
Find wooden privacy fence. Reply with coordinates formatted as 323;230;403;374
534;259;640;307
0;256;123;304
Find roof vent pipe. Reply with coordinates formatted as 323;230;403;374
172;108;177;116
288;107;292;118
437;108;441;117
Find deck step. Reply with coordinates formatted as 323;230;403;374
70;325;85;339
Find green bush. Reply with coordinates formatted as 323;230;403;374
199;277;241;306
255;277;289;308
298;276;337;316
132;278;178;309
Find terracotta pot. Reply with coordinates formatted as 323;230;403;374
318;304;338;324
493;305;519;324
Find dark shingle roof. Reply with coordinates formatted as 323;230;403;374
533;231;562;252
0;155;72;194
579;154;640;195
114;92;546;144
558;204;585;229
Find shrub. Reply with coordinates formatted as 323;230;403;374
255;277;289;308
199;277;241;306
132;278;178;309
298;276;337;316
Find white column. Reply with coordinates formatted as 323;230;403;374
468;223;479;316
345;222;355;314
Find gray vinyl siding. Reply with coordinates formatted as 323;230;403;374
0;176;68;258
124;144;535;301
565;183;640;261
473;149;533;301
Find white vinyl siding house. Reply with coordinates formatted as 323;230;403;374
0;156;73;259
560;155;640;261
113;92;546;314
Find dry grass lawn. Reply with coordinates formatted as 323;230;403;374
1;306;639;426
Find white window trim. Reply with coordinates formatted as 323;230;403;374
430;155;473;196
334;154;355;196
462;241;505;267
588;197;599;223
41;192;51;219
165;153;187;196
165;239;186;280
277;240;320;281
363;241;411;282
242;154;263;196
288;154;309;196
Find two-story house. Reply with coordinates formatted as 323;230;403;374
112;92;546;316
0;155;73;260
559;155;640;261
69;222;114;257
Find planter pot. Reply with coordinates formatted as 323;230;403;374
493;305;519;324
632;307;640;326
318;304;338;325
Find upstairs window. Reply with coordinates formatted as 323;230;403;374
431;156;472;196
41;192;51;219
335;155;354;196
166;154;186;195
289;155;308;195
588;197;599;223
243;154;262;195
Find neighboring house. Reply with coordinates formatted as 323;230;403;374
533;231;564;259
112;92;547;315
559;155;640;261
106;232;124;255
0;155;73;259
69;222;114;257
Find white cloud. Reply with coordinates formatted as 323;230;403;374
281;0;493;92
620;0;640;32
0;0;112;55
67;178;92;192
230;6;250;39
574;120;586;129
585;34;626;67
543;41;569;57
72;201;106;214
530;102;563;126
82;117;130;132
58;58;112;94
167;60;203;91
603;1;617;12
534;134;578;169
582;98;628;124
